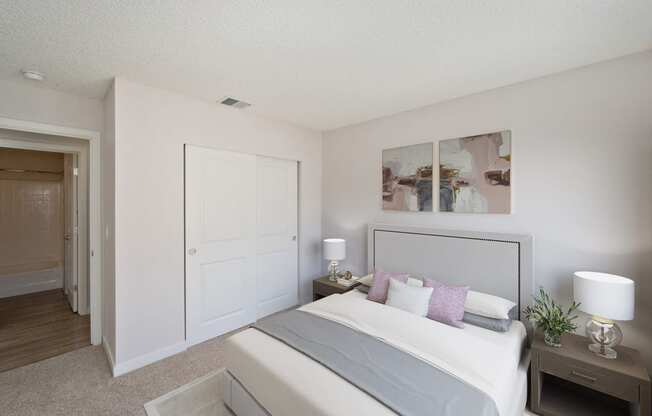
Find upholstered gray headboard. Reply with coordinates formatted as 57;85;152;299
367;224;534;320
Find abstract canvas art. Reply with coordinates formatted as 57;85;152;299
382;143;433;211
439;131;511;214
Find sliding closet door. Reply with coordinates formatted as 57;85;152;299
255;157;298;318
185;145;257;345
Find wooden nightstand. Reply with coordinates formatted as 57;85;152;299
531;332;650;416
312;276;360;301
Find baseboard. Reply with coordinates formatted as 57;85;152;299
112;340;188;377
102;336;116;376
0;280;62;298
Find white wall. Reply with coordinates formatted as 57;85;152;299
323;51;652;369
0;79;103;132
112;78;322;368
102;82;117;362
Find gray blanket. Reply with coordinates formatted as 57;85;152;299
253;310;499;416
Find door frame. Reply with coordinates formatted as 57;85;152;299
183;143;300;345
63;152;80;312
0;116;102;345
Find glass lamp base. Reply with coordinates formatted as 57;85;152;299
585;318;622;360
328;261;339;282
588;343;617;359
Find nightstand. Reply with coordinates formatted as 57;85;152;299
530;332;650;416
312;276;359;301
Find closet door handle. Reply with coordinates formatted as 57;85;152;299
188;248;197;256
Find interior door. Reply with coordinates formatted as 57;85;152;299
185;145;257;345
63;153;79;312
255;156;298;318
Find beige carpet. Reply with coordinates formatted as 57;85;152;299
0;333;233;416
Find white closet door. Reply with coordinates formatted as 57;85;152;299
256;156;298;319
185;145;257;345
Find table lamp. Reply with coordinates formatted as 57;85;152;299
323;238;346;282
573;271;635;359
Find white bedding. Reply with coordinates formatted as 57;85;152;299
225;290;528;416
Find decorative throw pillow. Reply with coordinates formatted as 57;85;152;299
508;305;519;320
406;277;424;287
464;291;516;320
423;278;469;328
359;273;420;288
462;312;512;332
358;273;423;287
358;273;374;287
385;278;434;317
366;270;409;303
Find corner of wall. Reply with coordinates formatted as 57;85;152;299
101;79;117;359
102;336;116;377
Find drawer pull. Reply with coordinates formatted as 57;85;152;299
570;370;597;382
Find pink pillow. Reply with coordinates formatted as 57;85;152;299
366;270;409;303
423;279;469;328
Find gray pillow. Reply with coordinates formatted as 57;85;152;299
356;285;370;294
462;312;512;332
508;305;519;320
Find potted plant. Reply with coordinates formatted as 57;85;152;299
523;287;580;347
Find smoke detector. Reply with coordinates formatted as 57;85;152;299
219;96;251;109
21;69;45;81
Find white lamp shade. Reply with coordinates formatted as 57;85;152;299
323;238;346;261
573;271;635;321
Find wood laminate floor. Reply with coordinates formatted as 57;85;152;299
0;289;90;373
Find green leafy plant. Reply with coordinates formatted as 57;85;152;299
523;287;580;345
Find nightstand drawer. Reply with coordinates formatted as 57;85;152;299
313;276;360;301
314;282;342;297
539;350;639;402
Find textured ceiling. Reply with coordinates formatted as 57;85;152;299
1;1;651;130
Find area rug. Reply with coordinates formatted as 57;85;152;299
144;368;233;416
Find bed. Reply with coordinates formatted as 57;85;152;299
224;224;534;416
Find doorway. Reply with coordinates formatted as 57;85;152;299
0;146;89;371
184;145;299;346
0;117;102;370
0;118;101;347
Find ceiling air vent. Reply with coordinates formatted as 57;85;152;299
219;96;251;109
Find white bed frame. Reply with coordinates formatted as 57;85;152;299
224;224;535;416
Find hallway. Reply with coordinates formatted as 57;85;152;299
0;289;89;372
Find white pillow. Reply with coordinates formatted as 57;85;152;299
406;277;423;287
385;278;433;317
359;273;422;288
358;273;373;286
464;290;516;320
